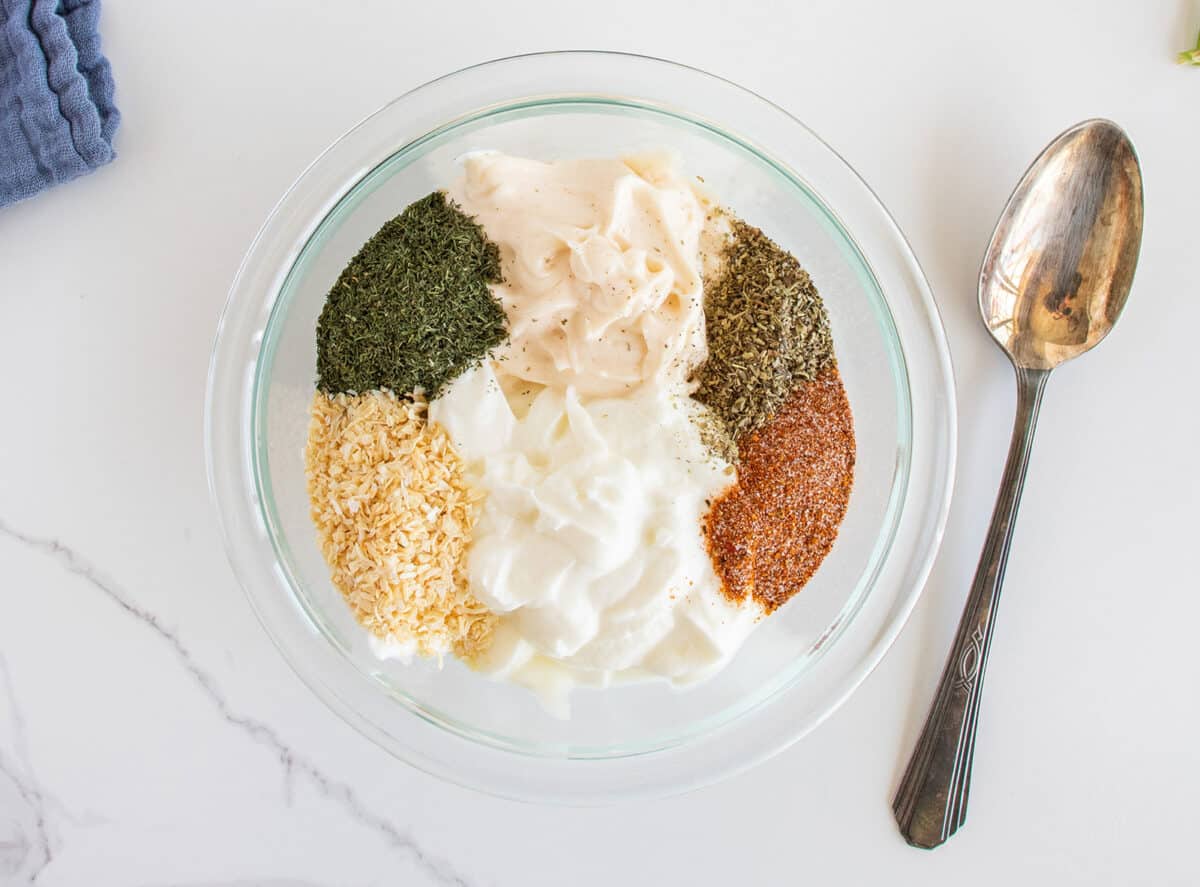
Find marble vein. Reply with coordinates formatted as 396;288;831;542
0;518;472;887
0;654;53;883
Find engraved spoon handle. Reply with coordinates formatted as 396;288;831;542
893;365;1050;849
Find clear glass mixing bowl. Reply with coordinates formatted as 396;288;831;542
205;51;956;803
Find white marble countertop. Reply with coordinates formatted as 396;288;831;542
2;2;1198;884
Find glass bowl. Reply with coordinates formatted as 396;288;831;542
205;51;956;803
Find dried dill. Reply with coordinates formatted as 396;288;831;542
691;218;834;454
316;191;506;398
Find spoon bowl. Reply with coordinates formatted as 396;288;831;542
980;119;1143;370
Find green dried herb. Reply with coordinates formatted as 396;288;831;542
316;192;506;398
691;217;834;456
693;407;740;465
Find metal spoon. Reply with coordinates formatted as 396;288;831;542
892;119;1144;849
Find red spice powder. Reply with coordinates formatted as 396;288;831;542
705;367;856;613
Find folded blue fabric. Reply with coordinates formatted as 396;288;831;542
0;0;118;207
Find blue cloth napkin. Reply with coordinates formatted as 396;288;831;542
1;0;118;207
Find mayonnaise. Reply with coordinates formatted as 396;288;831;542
449;152;714;397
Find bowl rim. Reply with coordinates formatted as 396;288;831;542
205;49;957;803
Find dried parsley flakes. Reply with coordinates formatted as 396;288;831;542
691;217;835;454
316;191;506;398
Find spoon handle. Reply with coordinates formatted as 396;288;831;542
893;365;1049;849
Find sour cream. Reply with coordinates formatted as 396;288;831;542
429;362;759;706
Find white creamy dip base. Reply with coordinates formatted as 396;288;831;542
430;362;761;712
368;151;766;713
